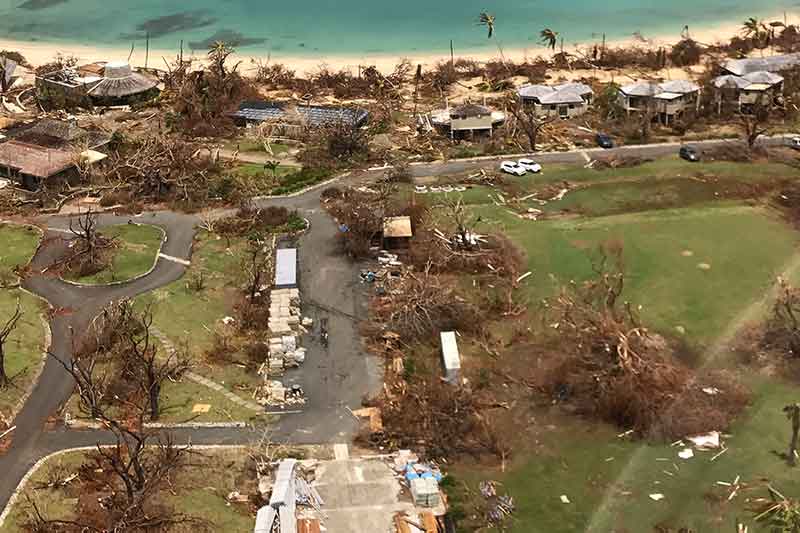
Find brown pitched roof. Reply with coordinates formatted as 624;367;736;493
0;141;74;178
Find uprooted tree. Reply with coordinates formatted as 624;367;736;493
763;277;800;356
0;298;22;388
542;244;749;439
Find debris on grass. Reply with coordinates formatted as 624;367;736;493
649;493;665;501
560;494;570;504
687;431;721;449
678;448;694;459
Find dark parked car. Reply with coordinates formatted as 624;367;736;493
595;133;614;149
679;145;700;162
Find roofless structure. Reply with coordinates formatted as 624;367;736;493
37;61;160;108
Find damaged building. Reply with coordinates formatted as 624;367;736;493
36;61;160;108
0;118;110;189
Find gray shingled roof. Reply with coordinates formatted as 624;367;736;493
517;84;555;99
518;82;592;104
620;79;699;97
659;79;699;94
743;71;784;85
712;74;753;89
713;70;783;90
539;87;586;104
619;82;662;97
232;101;369;127
723;53;800;76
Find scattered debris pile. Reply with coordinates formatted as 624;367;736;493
479;481;515;526
254;459;325;533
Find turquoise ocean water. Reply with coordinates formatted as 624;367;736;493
0;0;797;57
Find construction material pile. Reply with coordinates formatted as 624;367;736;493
257;287;311;406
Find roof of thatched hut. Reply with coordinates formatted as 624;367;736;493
86;61;158;99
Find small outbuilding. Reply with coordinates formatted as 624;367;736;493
274;248;298;289
440;331;461;384
382;215;413;249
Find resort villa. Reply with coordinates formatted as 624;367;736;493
36;61;160;108
617;80;700;124
517;82;594;118
427;102;505;138
712;71;784;113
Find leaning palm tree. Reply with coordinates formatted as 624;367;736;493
540;28;559;50
741;17;762;38
478;12;496;39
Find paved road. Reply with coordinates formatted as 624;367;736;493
0;133;785;516
0;188;381;515
357;135;789;179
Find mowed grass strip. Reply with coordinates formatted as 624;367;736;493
68;224;164;285
0;224;46;420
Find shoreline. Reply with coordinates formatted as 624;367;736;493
1;11;798;76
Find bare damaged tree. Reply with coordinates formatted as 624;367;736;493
784;403;800;465
0;298;21;387
118;302;190;421
48;341;199;531
504;92;556;151
764;277;800;356
739;94;771;149
68;209;108;269
242;232;272;301
441;195;479;250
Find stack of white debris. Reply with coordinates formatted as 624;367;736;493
258;287;312;406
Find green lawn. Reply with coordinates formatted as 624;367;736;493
66;224;163;285
0;224;46;422
0;448;255;533
474;204;800;345
433;158;800;532
416;157;799;216
225;139;291;156
136;232;261;407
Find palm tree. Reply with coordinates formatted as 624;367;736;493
540;28;559;50
741;17;763;39
478;12;496;39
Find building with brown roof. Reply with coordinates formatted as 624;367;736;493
0;119;110;189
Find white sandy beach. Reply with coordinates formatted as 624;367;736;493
0;11;798;76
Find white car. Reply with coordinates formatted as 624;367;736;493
500;161;526;176
518;158;542;173
788;136;800;150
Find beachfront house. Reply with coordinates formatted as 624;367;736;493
712;71;784;113
0;118;110;190
36;61;160;108
231;100;369;138
426;102;505;138
722;53;800;76
617;80;700;124
517;82;593;118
